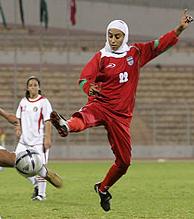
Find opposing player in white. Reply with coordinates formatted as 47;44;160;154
15;76;53;201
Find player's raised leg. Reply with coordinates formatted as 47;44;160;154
50;111;69;137
44;166;63;188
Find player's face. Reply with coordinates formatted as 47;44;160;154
27;79;40;98
108;28;125;51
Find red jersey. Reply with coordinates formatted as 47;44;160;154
79;30;178;118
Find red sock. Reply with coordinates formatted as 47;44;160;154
99;164;127;192
67;117;85;132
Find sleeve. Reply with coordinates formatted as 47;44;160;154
42;98;53;122
79;52;101;95
135;30;179;67
16;100;22;119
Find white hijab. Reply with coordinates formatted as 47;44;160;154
102;19;129;55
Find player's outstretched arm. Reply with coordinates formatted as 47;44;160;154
0;107;18;126
175;9;193;36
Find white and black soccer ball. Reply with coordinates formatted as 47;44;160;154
15;148;43;177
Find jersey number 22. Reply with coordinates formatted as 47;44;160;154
119;72;128;83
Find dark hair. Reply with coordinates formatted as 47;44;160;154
25;76;41;98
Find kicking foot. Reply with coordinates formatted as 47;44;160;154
44;166;63;188
94;182;112;212
50;111;69;137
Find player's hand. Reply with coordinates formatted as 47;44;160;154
89;83;101;96
15;125;21;139
179;9;193;29
175;9;193;36
43;138;52;152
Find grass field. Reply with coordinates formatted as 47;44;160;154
0;160;194;219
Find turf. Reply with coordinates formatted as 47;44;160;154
0;160;194;219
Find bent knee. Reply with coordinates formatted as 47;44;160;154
116;160;131;174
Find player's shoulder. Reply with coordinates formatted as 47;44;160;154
94;51;101;59
38;96;50;103
39;95;46;100
128;43;141;51
20;97;27;103
127;44;141;56
39;96;52;106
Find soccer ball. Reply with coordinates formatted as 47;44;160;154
15;148;43;177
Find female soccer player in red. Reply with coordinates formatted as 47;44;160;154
51;10;193;211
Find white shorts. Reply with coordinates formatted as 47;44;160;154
15;143;49;165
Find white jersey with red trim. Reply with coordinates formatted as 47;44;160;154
16;95;52;146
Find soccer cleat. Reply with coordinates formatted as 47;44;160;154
32;195;46;201
44;167;63;188
31;186;39;199
94;182;112;212
50;111;69;137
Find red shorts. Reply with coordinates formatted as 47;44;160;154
72;101;132;167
